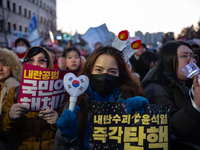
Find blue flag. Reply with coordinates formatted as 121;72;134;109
29;13;37;33
28;13;42;46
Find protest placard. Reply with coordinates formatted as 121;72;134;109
89;102;170;150
18;63;77;112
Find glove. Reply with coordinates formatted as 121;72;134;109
118;96;149;114
38;109;59;125
56;106;80;141
9;103;30;121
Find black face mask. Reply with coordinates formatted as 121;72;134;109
90;73;119;97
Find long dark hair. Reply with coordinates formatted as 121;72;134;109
152;41;192;83
78;46;144;99
75;46;145;148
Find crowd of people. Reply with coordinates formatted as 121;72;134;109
0;36;200;150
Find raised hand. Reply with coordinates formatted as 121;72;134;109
56;106;80;141
118;96;149;114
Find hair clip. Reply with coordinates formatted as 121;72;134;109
111;30;142;62
111;30;129;51
123;40;141;63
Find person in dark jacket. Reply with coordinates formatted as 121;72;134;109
52;46;149;150
129;43;146;71
142;41;200;146
135;51;157;81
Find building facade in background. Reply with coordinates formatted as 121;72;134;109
0;0;57;47
135;31;166;47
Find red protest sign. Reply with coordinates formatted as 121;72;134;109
18;63;77;112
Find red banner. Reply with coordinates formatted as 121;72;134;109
18;63;77;112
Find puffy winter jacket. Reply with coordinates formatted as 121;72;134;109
142;66;200;146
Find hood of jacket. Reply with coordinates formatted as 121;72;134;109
142;61;159;88
0;48;22;83
23;46;54;69
142;61;189;96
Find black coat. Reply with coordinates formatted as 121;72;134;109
142;67;200;146
129;55;138;71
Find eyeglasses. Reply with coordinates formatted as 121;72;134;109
178;54;199;63
24;58;47;65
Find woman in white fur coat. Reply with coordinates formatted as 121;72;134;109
0;47;22;149
0;48;22;114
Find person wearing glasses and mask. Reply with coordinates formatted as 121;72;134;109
142;41;200;147
0;47;61;150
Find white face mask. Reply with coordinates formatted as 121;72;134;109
16;46;27;54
